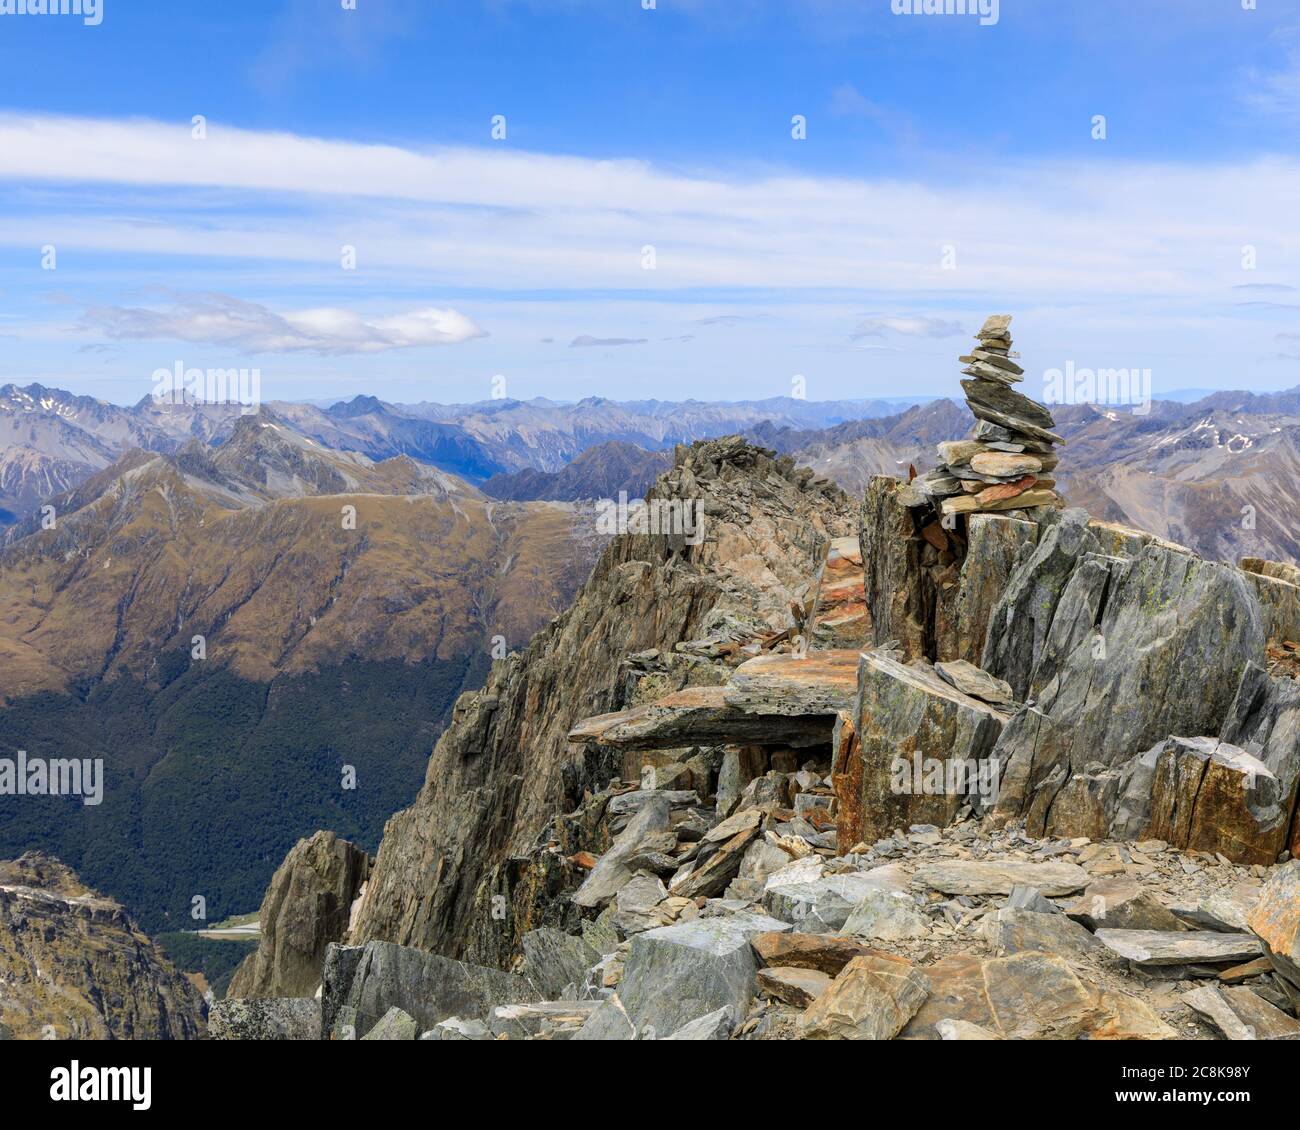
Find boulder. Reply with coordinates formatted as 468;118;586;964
722;650;861;717
1066;878;1189;933
984;526;1267;846
330;940;538;1038
756;965;833;1008
936;1019;1002;1040
901;952;1109;1041
716;746;766;816
848;653;1007;844
797;952;931;1040
1247;860;1300;991
612;872;670;936
572;792;671;909
934;659;1015;706
980;907;1102;960
1088;990;1179;1040
489;1001;599;1040
750;931;876;976
764;868;902;933
360;1006;418;1041
738;837;793;885
1174;883;1265;933
569;687;832;751
1217;664;1300;860
842;887;930;941
573;917;765;1041
209;997;320;1041
1184;984;1300;1041
1007;885;1059;914
664;1007;733;1040
670;825;759;899
519;928;600;998
1109;737;1282;865
421;1017;490;1040
703;807;763;844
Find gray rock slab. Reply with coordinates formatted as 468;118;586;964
913;860;1089;897
573;917;760;1041
1095;929;1262;967
336;940;538;1037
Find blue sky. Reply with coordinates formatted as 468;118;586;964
2;0;1299;406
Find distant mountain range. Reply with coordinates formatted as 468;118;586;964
756;391;1300;565
482;440;673;502
0;384;911;525
0;407;603;933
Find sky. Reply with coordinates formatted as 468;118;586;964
1;0;1299;407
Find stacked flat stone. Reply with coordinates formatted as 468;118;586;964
901;314;1062;517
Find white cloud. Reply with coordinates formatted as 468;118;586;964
1;113;1298;305
81;293;485;354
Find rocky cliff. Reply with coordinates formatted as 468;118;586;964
346;438;855;966
0;852;206;1040
227;831;371;999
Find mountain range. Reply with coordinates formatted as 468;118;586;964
0;384;909;526
0;408;601;933
764;391;1300;565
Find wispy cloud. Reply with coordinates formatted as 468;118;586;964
1243;39;1300;119
569;335;647;347
829;82;888;121
693;314;773;327
851;314;966;339
81;293;485;354
5;113;1300;303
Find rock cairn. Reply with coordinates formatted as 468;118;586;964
901;314;1062;517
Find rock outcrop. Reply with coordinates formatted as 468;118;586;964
848;379;1298;858
227;831;371;999
0;852;206;1040
347;438;855;966
214;346;1300;1042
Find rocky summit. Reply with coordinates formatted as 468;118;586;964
205;343;1300;1041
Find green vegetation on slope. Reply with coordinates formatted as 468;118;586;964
156;933;258;999
0;650;490;934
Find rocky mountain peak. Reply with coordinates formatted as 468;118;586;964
0;853;206;1040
